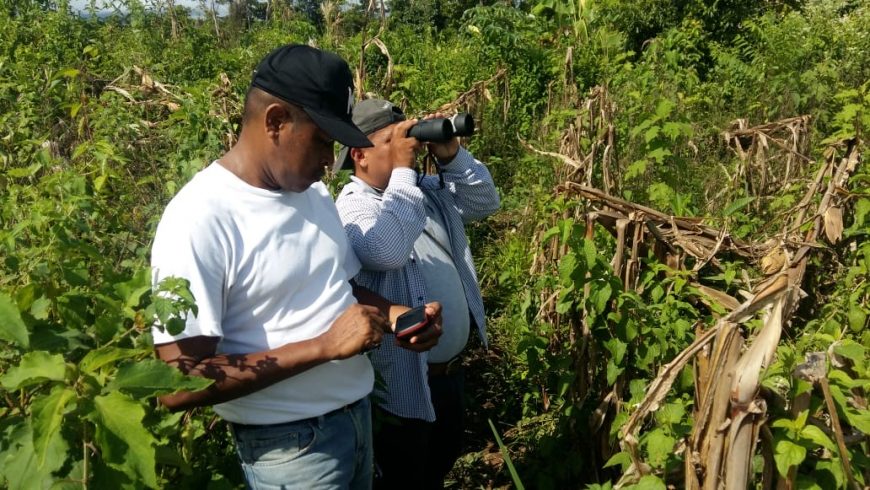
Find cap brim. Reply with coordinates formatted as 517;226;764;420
304;107;373;148
334;146;354;173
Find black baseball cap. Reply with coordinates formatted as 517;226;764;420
251;44;372;149
334;98;407;172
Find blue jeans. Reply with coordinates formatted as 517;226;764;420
230;397;373;490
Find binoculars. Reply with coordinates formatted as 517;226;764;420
407;113;475;142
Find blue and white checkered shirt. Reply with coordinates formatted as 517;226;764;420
335;147;500;421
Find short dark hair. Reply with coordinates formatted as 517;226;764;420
241;86;308;127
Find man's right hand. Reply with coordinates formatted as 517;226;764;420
388;119;422;170
320;303;389;359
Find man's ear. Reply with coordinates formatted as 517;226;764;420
263;103;289;138
350;147;367;170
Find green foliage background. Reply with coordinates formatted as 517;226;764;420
0;0;867;488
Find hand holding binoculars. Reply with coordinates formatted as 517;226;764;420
407;113;474;142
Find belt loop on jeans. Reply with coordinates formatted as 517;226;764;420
428;355;462;377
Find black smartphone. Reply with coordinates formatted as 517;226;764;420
394;306;429;339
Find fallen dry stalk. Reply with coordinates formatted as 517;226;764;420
540;128;862;486
527;95;863;487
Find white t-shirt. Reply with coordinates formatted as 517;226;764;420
151;162;374;425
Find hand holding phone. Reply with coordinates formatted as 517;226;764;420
394;305;429;340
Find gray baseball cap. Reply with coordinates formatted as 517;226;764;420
334;98;406;172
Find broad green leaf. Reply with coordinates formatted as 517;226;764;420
610;411;629;439
80;347;144;374
815;460;845;489
795;409;808;430
558;252;579;284
847;307;866;333
647;147;671;163
799;425;836;452
842;407;870;434
628;379;648;402
0;293;29;347
832;339;865;366
541;225;561;245
644;428;674;467
794;476;823;490
92;392;158;488
604;338;627;364
57;68;80;78
656;402;686;426
774;439;806;477
650;284;664;303
628;475;666;490
662;121;691;139
114;267;152;309
107;359;212;398
587;484;614;490
560;219;572;244
5;163;42;178
555;287;574;315
31;386;75;468
1;351;66;390
655;99;675;119
582;238;597;270
2;420;66;490
49;460;85;490
625;159;648;179
29;297;51;320
603;451;630;469
724;268;736;286
772;418;798;432
93;173;107;192
723;196;755;217
592;283;612;314
154;444;192;472
847;198;869;232
56;293;90;329
605;359;623;385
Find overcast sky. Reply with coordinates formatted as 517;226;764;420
69;0;228;15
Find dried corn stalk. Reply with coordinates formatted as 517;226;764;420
722;116;812;203
539;122;861;487
618;140;859;488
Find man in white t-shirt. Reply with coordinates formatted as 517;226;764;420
151;45;441;490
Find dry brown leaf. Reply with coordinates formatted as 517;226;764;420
731;298;784;404
692;283;740;311
759;245;786;275
520;138;583;169
824;206;843;244
141;71;154;91
106;86;136;103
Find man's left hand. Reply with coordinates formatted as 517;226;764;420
396;301;443;352
423;113;459;164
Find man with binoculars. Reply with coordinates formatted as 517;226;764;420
334;99;500;489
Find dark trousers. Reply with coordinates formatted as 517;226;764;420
373;367;465;490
